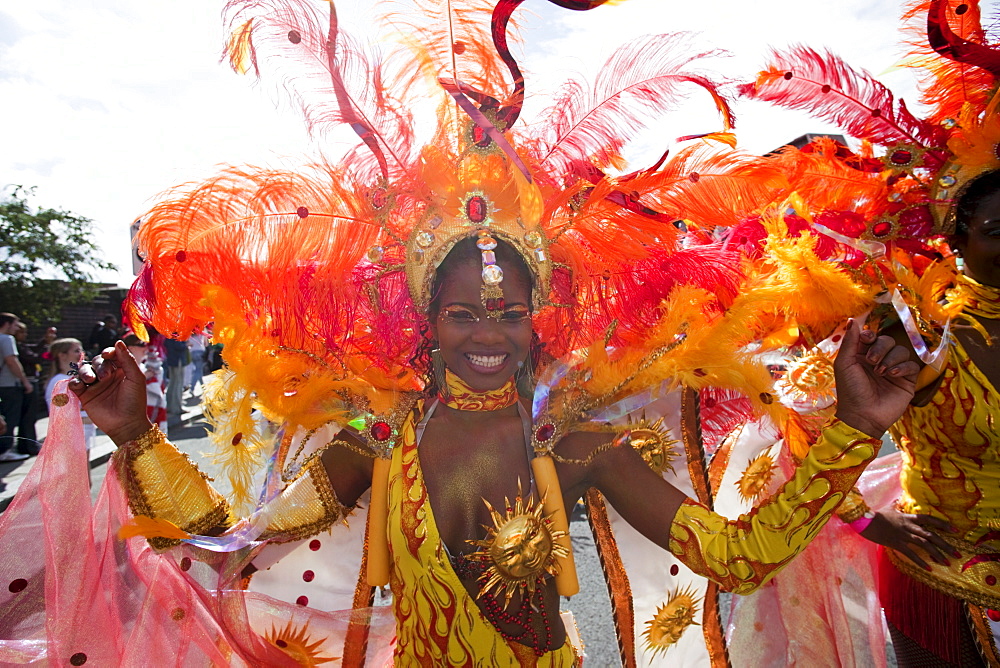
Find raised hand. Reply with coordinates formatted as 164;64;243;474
70;341;153;445
833;318;921;438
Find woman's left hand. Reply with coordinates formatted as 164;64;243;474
834;318;921;438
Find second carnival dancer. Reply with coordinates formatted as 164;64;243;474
0;1;921;666
700;0;1000;665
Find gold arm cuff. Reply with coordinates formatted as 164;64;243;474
669;418;881;594
259;459;348;544
113;425;230;550
836;488;871;523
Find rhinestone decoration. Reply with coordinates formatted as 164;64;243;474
523;231;543;249
367;245;384;263
482;264;504;285
477;236;497;250
942;117;958;129
939;174;958;188
466;195;488;224
416;231;435;248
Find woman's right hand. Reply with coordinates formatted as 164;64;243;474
70;341;153;445
859;508;959;570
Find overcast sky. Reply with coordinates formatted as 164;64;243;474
1;0;924;288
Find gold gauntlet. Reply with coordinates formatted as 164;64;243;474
668;419;881;594
114;425;230;549
835;488;871;523
258;459;347;543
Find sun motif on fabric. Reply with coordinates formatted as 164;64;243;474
779;347;837;406
642;584;700;659
736;452;777;503
466;486;569;606
264;620;337;666
625;414;678;475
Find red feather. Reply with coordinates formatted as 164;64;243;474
740;45;939;147
529;33;731;176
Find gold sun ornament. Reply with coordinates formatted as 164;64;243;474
624;413;678;475
264;620;337;666
778;347;837;407
642;584;701;659
466;485;569;607
736;452;778;503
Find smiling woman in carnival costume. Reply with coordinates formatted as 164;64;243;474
0;1;923;666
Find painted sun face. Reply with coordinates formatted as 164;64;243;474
736;452;777;503
625;414;678;475
264;620;335;665
643;584;701;659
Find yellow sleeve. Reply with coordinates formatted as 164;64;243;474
668;419;881;594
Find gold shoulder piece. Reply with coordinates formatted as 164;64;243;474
114;425;230;550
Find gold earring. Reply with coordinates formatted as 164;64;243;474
516;358;535;397
432;348;450;399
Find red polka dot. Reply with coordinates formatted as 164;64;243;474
276;638;288;647
296;595;309;606
832;335;841;343
302;570;315;582
670;565;679;576
8;578;27;593
180;557;192;572
70;653;88;666
309;540;321;551
989;609;1000;622
986;575;997;587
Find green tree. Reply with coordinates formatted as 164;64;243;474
0;186;118;325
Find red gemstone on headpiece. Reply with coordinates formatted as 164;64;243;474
175;250;187;263
871;221;892;237
372;187;387;209
783;71;793;80
467;196;487;223
987;575;998;586
693;368;707;377
288;30;302;44
955;3;968;14
889;150;913;165
536;424;555;442
871;109;882;117
485;297;496;310
989;609;1000;622
497;298;505;310
453;41;466;54
472;125;492;148
821;84;831;93
232;432;243;445
688;172;700;183
296;206;309;218
371;421;392;442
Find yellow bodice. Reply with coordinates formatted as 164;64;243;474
386;406;578;666
890;338;1000;541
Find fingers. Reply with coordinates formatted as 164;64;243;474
108;341;147;385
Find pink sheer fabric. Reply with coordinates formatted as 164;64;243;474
0;382;394;666
725;448;902;668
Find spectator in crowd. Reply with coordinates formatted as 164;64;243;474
163;337;188;417
0;313;33;461
123;334;169;434
87;314;120;356
186;331;208;399
14;322;42;455
44;338;94;452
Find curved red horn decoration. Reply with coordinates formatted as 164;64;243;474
927;0;1000;78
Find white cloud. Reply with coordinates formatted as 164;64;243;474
0;0;927;287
